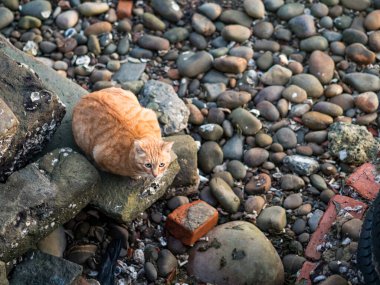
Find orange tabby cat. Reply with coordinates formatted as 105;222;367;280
72;87;173;179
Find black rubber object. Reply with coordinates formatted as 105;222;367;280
97;238;122;285
358;193;380;285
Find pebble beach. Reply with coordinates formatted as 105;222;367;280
1;0;380;284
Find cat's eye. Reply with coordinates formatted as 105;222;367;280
159;163;165;167
145;163;152;168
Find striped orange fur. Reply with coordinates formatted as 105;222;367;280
72;87;173;179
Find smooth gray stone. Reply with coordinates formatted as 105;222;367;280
343;72;380;92
0;7;14;29
20;0;52;20
223;134;244;160
202;69;229;84
113;62;147;83
151;0;183;22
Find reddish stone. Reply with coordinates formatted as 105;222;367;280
368;126;379;137
292;117;303;124
58;0;71;10
117;0;133;19
346;163;380;200
245;173;271;194
305;195;367;261
321;140;329;147
167;69;180;80
165;200;218;246
296;261;318;285
84;21;113;36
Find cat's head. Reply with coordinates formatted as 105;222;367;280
131;138;174;179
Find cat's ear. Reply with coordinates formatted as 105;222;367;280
134;140;145;156
161;141;174;153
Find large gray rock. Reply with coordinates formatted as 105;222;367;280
187;221;284;285
0;149;100;262
328;123;380;165
9;251;82;285
139;80;190;135
91;155;180;222
0;35;88;154
0;50;65;182
164;135;199;195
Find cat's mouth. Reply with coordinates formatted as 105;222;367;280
140;172;163;180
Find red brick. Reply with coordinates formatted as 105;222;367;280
296;261;318;285
117;0;133;19
346;163;380;200
305;195;367;261
165;200;218;246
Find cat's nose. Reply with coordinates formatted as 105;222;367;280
152;169;158;177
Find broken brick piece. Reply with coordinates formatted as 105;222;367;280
305;195;367;261
165;200;218;246
117;0;133;19
346;163;380;200
296;261;318;285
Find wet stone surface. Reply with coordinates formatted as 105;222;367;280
0;0;379;284
0;51;65;181
0;149;99;262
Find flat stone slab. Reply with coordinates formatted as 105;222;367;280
113;61;147;83
9;251;82;285
91;155;180;223
0;149;100;262
0;35;87;154
0;50;65;181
